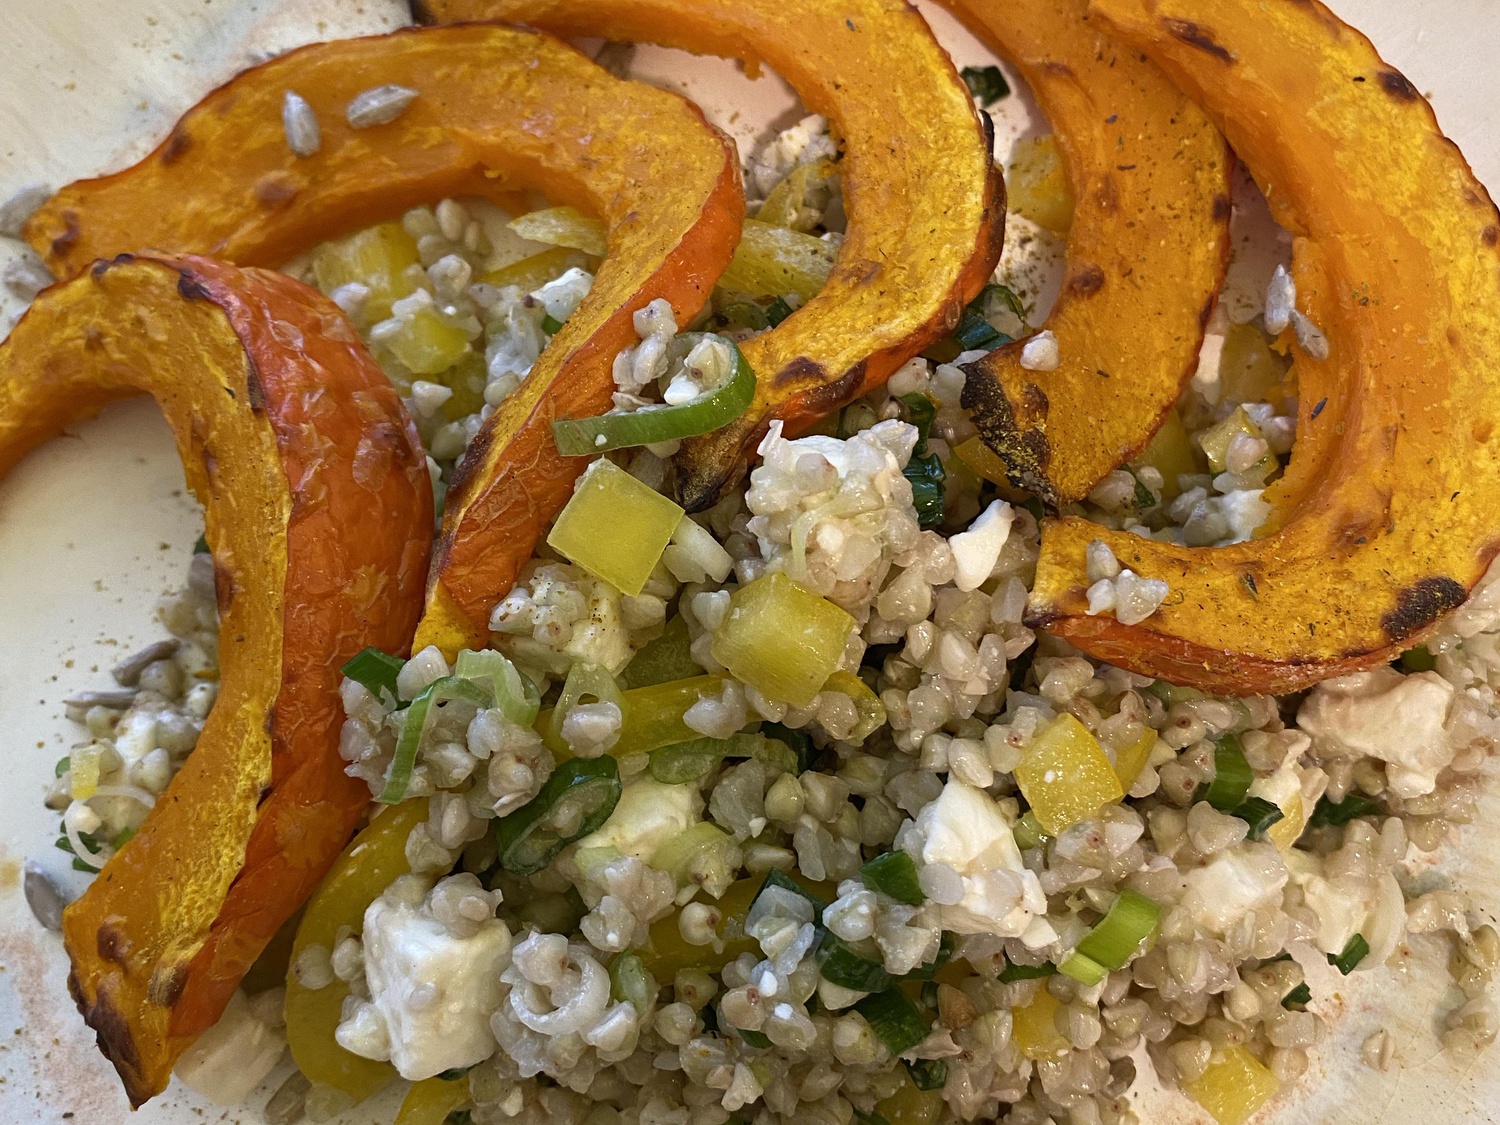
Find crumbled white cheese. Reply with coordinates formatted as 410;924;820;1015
895;779;1045;938
949;500;1016;592
1285;850;1405;966
352;890;512;1080
576;777;700;862
1181;842;1289;935
1297;667;1456;797
173;989;286;1105
530;266;594;324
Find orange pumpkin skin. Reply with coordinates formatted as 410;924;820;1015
0;253;432;1104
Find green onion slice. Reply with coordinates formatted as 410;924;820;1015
1307;792;1384;830
817;933;893;992
494;756;622;874
341;645;404;703
860;851;925;906
765;296;794;327
1230;796;1285;840
960;65;1011;107
854;1111;891;1125
54;755;71;779
648;733;796;784
1200;734;1253;811
547;662;624;748
737;1028;771;1049
855;989;931;1056
541;313;564;335
193;532;210;554
953;309;1005;352
551;338;756;455
760;722;814;773
903;932;957;982
755;868;829;913
1328;933;1369;975
378;675;492;804
998;960;1057;984
608;951;655;1016
454;648;539;727
1281;982;1312;1009
1059;889;1161;983
621;614;699;689
904;1059;949;1092
1012;810;1050;851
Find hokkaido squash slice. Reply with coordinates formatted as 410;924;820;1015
1023;0;1500;693
942;0;1232;506
413;0;1007;510
20;24;745;659
0;253;433;1106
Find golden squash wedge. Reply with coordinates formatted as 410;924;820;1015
1023;0;1500;693
0;254;432;1104
21;24;744;659
941;0;1232;507
413;0;1007;510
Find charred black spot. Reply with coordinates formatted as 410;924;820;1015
176;271;214;302
244;355;267;414
1212;194;1232;223
1068;264;1106;297
1377;69;1420;101
51;210;81;259
1484;226;1499;248
97;920;131;965
1162;18;1235;63
959;359;1057;506
1381;577;1467;641
160;126;192;165
73;975;150;1108
772;354;832;391
406;0;438;23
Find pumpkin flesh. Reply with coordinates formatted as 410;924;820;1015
0;254;432;1104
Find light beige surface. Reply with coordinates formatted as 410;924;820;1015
0;1;1497;1122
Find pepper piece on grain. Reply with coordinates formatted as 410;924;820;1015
412;0;1007;511
0;254;432;1105
22;24;745;659
1023;0;1500;693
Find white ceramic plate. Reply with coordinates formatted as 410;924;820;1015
2;3;1498;1122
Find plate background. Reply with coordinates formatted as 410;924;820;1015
1;2;1498;1122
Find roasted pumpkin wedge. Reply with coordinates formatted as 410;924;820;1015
413;0;1007;510
0;254;432;1104
1024;0;1500;693
21;24;744;659
942;0;1232;507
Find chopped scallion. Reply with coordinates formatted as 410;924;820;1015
378;675;492;804
765;296;794;327
1132;474;1156;510
1307;792;1384;829
608;951;655;1016
1012;810;1049;851
547;662;625;749
54;755;71;778
737;1028;771;1049
1281;982;1312;1009
756;867;828;912
860;851;925;906
960;65;1011;107
998;960;1057;984
760;722;815;773
340;645;404;703
1199;734;1253;811
454;648;539;727
1230;796;1285;840
905;451;946;530
817;932;893;992
1328;933;1369;975
1057;950;1109;987
854;1111;891;1125
193;532;210;554
494;756;622;875
903;1059;948;1092
551;338;756;455
854;989;930;1056
541;313;564;335
1400;644;1437;672
1059;890;1160;983
953;309;1004;351
897;393;937;445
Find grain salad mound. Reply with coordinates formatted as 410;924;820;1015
21;91;1500;1125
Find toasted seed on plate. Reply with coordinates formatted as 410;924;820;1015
112;639;182;687
346;84;419;128
282;90;321;157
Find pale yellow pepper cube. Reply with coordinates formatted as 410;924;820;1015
547;459;683;596
711;572;854;707
1182;1045;1280;1125
1015;713;1125;836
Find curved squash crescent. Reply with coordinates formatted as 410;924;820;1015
22;23;745;659
0;254;432;1104
942;0;1233;506
412;0;1007;511
1026;0;1500;693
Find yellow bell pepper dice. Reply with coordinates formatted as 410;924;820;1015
1111;728;1158;794
1014;713;1125;836
312;220;421;323
395;1074;471;1125
285;799;430;1102
711;572;856;707
547;458;685;596
873;1063;945;1125
1007;134;1075;235
1011;985;1070;1060
508;205;609;257
1182;1045;1280;1125
384;305;473;377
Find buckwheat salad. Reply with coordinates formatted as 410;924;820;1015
12;50;1500;1125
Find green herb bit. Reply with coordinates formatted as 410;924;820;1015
54;755;71;778
340;645;405;703
1198;733;1253;811
953;309;1003;351
1328;933;1369;975
621;614;700;689
1400;644;1437;672
494;756;622;875
737;1028;772;1049
960;64;1012;107
766;296;794;327
998;960;1057;983
904;1059;949;1091
1230;796;1285;840
192;532;210;554
854;989;931;1056
1131;474;1156;510
860;850;925;906
897;392;938;449
1307;792;1385;830
541;313;564;335
1281;982;1312;1010
817;932;894;992
904;451;947;530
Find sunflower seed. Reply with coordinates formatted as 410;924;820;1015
346;84;419;129
24;859;75;931
1264;264;1295;334
1289;309;1330;361
282;91;321;157
112;639;182;687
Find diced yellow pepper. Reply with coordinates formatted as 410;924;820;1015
873;1063;946;1125
313;221;420;322
1111;728;1158;793
649;821;739;895
1011;985;1070;1059
1265;790;1305;851
69;743;100;801
823;669;887;744
547;458;684;596
954;435;1013;488
384;305;473;377
285;799;429;1103
1014;713;1125;836
1196;406;1264;476
539;674;726;759
1139;407;1205;500
395;1074;470;1125
1007;134;1075;235
508;205;608;256
1182;1045;1280;1125
758;158;836;232
479;245;594;293
718;219;837;302
638;876;762;976
1219;321;1292;408
712;573;856;707
434;350;488;423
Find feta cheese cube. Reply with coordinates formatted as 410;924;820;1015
1181;843;1288;935
173;988;286;1105
1297;667;1456;797
576;777;700;862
